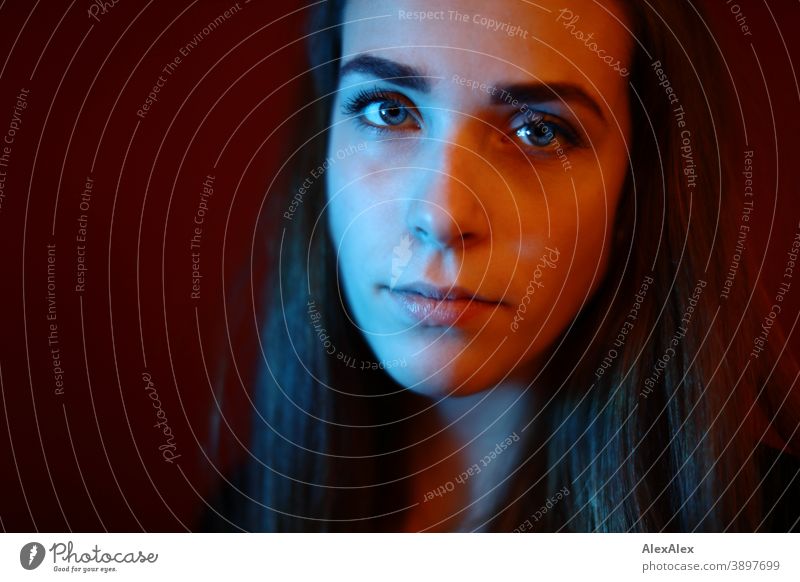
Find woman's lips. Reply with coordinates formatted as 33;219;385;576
386;286;502;327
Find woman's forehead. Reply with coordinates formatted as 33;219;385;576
341;0;633;94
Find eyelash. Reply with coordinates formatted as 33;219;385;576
340;86;584;150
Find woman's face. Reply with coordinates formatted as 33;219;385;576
325;0;633;398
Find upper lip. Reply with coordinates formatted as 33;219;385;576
390;281;501;304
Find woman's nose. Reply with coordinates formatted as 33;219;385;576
405;142;490;251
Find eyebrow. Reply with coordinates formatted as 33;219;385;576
339;54;433;92
340;54;605;121
492;83;605;121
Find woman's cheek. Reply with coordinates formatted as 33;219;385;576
507;196;600;315
328;136;397;206
326;142;376;238
326;160;397;273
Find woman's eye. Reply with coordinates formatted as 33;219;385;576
515;121;558;147
510;114;582;151
362;100;410;127
341;88;419;132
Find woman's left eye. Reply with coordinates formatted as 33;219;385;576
515;122;557;147
512;117;578;149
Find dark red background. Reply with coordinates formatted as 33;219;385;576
0;1;797;531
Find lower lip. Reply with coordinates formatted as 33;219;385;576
387;289;501;327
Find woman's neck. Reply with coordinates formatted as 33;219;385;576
403;379;536;532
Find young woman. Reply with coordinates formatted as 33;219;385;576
205;0;800;532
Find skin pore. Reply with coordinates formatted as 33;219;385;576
324;0;633;530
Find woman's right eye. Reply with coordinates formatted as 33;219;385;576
341;88;420;132
362;100;410;127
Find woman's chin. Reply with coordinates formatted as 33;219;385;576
382;356;503;399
